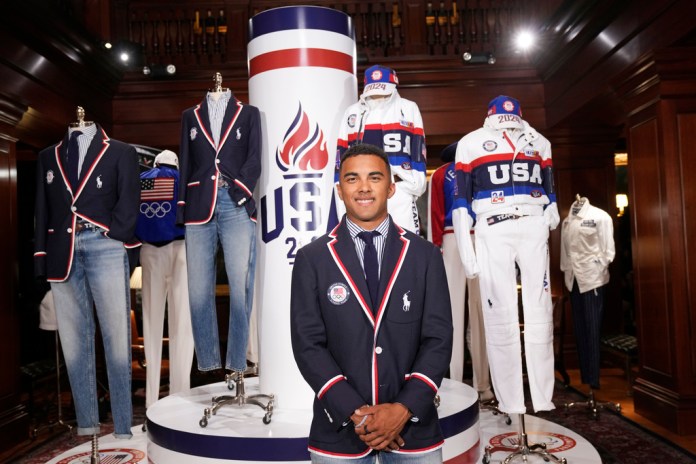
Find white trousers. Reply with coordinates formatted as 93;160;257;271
475;215;555;413
442;234;491;393
140;241;195;407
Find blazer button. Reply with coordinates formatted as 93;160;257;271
375;346;383;354
71;206;77;212
67;228;73;233
211;175;216;180
215;159;221;164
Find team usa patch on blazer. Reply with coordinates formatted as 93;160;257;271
327;282;350;305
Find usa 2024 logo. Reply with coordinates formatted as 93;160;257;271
261;103;329;263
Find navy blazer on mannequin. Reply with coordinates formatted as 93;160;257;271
290;217;453;457
177;95;261;224
34;125;140;281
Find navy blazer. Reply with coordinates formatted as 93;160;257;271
34;125;140;281
177;95;261;224
290;217;453;458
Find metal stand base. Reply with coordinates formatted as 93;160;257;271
483;414;567;464
90;433;101;464
31;331;74;439
480;399;512;426
564;388;620;419
199;371;274;427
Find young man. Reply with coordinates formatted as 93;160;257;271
290;143;452;463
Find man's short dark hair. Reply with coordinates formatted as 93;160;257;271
339;143;392;177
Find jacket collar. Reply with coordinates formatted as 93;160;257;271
55;124;111;201
327;216;410;329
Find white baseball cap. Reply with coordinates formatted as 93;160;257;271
154;149;178;168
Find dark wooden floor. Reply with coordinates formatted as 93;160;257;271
563;367;696;455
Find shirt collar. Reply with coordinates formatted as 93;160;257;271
345;215;390;240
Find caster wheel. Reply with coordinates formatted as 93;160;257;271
263;414;272;424
505;416;512;425
199;417;208;428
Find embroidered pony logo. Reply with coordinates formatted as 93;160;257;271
96;175;103;189
402;291;411;312
236;127;242;140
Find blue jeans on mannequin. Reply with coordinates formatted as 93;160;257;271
311;449;442;464
50;229;132;438
185;187;256;372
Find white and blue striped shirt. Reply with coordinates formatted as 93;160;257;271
345;216;390;279
207;90;231;148
69;123;97;178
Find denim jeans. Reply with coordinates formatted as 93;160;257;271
185;188;256;372
311;449;442;464
50;229;132;438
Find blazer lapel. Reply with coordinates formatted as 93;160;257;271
55;133;74;196
73;125;110;202
193;99;217;152
217;98;243;152
374;220;410;333
326;221;375;326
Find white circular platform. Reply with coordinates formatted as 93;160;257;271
146;377;480;463
45;379;602;464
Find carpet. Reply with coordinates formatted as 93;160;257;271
8;382;696;463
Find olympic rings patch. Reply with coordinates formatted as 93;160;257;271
140;201;172;218
327;283;351;305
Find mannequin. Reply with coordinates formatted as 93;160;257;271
560;195;615;389
335;65;427;233
135;149;194;408
177;73;261;380
452;95;560;415
428;142;494;401
34;106;140;439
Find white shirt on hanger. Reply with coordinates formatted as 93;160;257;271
560;197;616;293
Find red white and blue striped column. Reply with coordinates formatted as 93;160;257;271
248;6;357;409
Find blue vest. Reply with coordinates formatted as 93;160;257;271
135;165;185;244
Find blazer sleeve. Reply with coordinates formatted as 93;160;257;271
394;245;453;420
176;112;191;225
106;144;141;242
33;152;48;277
290;247;366;429
230;106;262;209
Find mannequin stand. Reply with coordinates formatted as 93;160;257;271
199;371;274;427
480;398;512;425
565;388;620;419
31;332;74;438
483;414;568;464
89;433;100;464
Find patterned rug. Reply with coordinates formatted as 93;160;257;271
8;382;696;463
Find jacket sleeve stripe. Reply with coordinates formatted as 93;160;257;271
317;375;346;399
404;372;438;392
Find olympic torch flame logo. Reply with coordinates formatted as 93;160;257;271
276;103;329;172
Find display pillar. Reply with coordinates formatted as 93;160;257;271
248;6;356;410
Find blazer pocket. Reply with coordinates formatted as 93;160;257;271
187;181;201;188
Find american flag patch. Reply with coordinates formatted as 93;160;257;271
141;178;174;201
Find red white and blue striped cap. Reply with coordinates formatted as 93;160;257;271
362;65;398;97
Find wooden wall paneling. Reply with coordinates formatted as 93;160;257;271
0;131;29;453
538;0;696;128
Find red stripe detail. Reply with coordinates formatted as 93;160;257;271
410;373;438;392
193;105;216;149
234;179;253;197
73;139;110;202
469;153;514;169
454;161;471;173
541;158;553;169
34;252;47;257
327;239;374;326
363;122;425;136
394;440;445;454
249;49;353;77
317;376;345;399
307;446;371;459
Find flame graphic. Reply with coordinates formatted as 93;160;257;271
276;103;329;172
